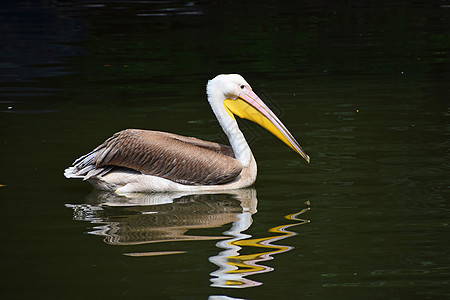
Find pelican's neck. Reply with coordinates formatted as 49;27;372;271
220;115;252;166
207;83;252;166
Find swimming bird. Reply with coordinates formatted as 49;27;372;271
64;74;310;193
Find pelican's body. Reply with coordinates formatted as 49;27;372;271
64;74;309;193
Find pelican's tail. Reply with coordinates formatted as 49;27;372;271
64;150;113;180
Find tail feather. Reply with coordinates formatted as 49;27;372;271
64;148;113;180
64;166;85;179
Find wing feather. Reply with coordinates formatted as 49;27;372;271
68;129;242;185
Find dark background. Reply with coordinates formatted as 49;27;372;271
1;1;449;299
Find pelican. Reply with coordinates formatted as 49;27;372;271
64;74;310;193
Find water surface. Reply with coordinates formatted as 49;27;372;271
0;1;449;299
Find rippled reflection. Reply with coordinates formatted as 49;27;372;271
66;189;309;288
210;208;310;288
66;189;256;253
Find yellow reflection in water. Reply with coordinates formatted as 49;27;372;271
210;208;310;288
66;189;310;288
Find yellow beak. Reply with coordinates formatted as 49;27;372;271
223;87;310;163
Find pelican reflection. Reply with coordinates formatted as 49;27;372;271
209;208;310;288
66;189;256;250
66;189;310;287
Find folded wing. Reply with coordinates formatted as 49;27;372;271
66;129;242;186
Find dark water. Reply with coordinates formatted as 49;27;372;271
1;1;449;299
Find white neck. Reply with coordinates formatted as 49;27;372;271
207;83;252;166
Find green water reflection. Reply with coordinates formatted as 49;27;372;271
66;189;310;289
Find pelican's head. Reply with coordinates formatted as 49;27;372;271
207;74;250;100
207;74;310;163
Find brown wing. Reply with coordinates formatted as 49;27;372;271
85;129;242;185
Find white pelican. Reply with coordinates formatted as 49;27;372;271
64;74;310;193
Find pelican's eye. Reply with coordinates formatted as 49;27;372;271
240;85;245;89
